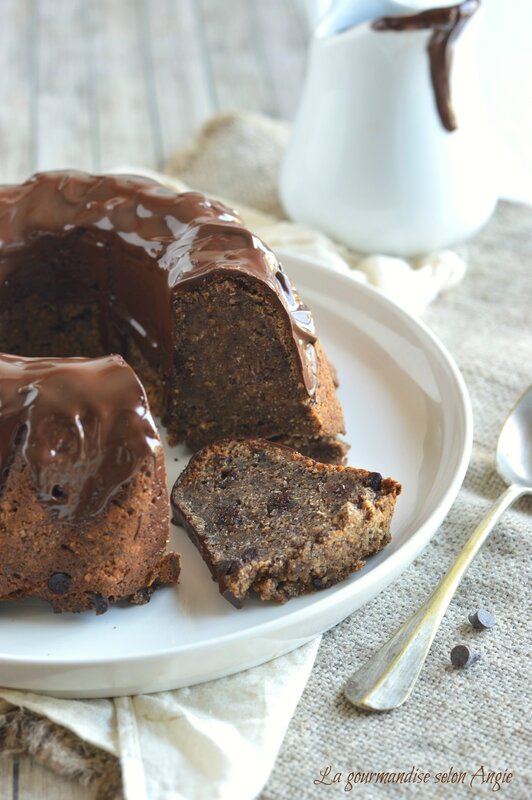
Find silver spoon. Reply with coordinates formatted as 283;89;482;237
345;385;532;711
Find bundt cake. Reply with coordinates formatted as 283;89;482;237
0;353;179;613
171;438;401;607
0;169;347;613
0;170;345;460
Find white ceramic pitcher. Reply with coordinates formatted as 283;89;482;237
280;0;498;256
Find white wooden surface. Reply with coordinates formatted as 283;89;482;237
0;0;310;184
0;1;309;797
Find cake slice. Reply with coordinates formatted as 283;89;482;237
171;439;401;607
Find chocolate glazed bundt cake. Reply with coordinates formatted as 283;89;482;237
0;170;345;613
0;171;345;460
0;354;179;613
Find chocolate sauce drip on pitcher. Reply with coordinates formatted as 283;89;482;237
373;0;480;132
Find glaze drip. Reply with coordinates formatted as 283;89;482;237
0;354;159;520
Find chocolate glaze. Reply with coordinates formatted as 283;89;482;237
0;171;318;399
373;0;480;132
0;353;159;520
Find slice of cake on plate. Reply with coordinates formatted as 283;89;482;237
172;438;401;606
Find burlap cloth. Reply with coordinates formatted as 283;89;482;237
1;113;530;798
261;198;532;799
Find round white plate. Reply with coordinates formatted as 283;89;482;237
0;253;472;698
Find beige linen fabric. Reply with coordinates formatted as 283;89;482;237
261;202;532;799
165;111;290;219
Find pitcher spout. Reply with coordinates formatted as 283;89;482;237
372;0;480;131
314;0;459;38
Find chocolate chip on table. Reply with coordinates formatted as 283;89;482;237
468;609;495;629
450;644;481;669
47;572;72;595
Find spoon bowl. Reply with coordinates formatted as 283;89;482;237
497;386;532;488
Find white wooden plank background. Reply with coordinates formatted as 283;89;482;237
0;0;309;797
0;0;310;183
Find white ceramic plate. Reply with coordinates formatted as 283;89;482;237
0;253;472;698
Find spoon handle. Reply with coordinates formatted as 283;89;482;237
344;484;528;711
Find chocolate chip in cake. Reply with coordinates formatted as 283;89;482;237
47;572;72;595
267;490;291;514
367;472;382;492
129;586;155;605
468;609;495;630
216;504;241;527
241;547;259;562
219;467;237;487
312;576;332;590
217;559;241;577
90;592;110;615
450;644;481;669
